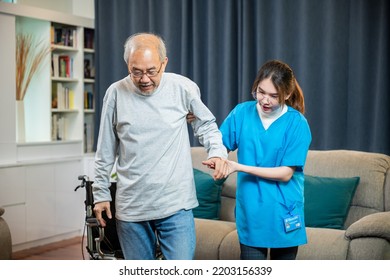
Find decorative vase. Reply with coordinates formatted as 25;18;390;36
16;100;26;142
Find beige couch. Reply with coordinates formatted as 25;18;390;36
0;207;12;260
191;147;390;260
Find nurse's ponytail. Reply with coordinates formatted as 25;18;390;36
287;79;305;114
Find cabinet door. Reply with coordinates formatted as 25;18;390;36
25;160;84;241
0;166;27;245
25;164;57;241
54;160;85;234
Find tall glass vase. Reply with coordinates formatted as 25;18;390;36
16;100;25;142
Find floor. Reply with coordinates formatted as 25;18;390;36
12;236;89;260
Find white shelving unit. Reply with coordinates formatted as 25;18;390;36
0;2;95;251
0;1;95;157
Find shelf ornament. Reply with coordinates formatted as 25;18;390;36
15;33;51;142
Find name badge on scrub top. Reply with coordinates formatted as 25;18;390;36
284;215;301;232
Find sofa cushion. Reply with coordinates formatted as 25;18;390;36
193;168;226;220
304;175;360;229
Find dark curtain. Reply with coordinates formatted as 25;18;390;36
94;0;389;155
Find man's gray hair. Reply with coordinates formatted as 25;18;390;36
123;33;167;65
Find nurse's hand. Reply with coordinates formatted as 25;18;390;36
202;157;229;180
226;160;240;175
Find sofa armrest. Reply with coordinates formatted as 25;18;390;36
345;212;390;241
194;218;236;260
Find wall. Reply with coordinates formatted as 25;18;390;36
7;0;94;18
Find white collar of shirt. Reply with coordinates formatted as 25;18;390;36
257;104;288;130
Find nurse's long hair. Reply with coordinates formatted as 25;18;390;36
251;60;305;114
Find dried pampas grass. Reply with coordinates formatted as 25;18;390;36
16;34;51;101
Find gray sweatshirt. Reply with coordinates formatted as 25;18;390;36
93;73;227;221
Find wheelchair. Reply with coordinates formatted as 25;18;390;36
75;175;123;260
75;175;163;260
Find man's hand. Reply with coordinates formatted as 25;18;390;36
93;201;112;227
202;157;229;180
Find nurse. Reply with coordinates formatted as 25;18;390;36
204;60;312;260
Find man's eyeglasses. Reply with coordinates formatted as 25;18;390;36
129;63;163;78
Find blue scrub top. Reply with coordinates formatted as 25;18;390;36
220;101;312;248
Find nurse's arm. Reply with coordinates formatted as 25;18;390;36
227;160;295;182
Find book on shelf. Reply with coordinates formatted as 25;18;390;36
69;90;75;109
59;55;69;78
84;122;94;153
52;54;74;78
84;91;94;109
51;25;77;47
52;83;75;110
84;29;94;49
51;114;66;141
84;58;94;78
51;114;57;140
52;53;60;77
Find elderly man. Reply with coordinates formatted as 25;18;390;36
92;33;228;260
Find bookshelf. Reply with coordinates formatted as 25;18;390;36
50;23;82;143
0;2;95;158
0;2;95;251
83;28;95;154
13;19;95;154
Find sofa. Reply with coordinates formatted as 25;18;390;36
191;147;390;260
0;207;12;260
